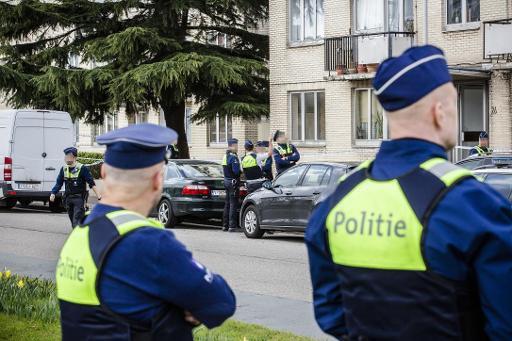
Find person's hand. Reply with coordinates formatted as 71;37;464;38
184;311;200;326
49;194;55;202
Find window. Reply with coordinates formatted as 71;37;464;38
274;165;307;187
165;165;180;180
208;114;232;144
289;0;324;42
92;113;118;143
355;0;414;33
447;0;479;26
128;112;148;125
354;89;387;141
290;91;325;141
458;84;485;146
483;174;512;200
207;32;231;48
302;165;330;186
178;164;224;178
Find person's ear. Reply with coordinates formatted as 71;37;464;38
432;101;445;130
153;169;163;191
100;164;106;179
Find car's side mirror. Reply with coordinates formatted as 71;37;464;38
262;180;273;190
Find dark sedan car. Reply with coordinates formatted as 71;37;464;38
456;154;512;170
156;160;247;228
239;162;356;238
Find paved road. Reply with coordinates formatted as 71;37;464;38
0;204;331;340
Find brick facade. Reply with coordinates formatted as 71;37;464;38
270;0;512;162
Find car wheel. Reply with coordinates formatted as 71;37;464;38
242;205;264;239
158;199;178;228
0;199;17;209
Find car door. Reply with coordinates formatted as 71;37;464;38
291;165;331;227
260;165;307;227
42;111;74;192
11;111;45;192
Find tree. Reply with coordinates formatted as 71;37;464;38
0;0;269;158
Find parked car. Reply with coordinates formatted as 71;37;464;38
239;162;357;238
0;109;74;211
473;166;512;202
456;154;512;170
155;160;247;228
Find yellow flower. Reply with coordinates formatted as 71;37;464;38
4;270;11;278
17;280;25;289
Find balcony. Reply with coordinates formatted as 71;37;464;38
484;18;512;63
324;32;415;78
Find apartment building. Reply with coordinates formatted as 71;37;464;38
269;0;512;162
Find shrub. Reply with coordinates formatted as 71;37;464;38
77;151;104;179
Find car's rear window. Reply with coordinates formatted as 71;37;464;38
179;164;224;178
483;173;512;200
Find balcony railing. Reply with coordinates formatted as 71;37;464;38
484;18;512;61
324;32;415;76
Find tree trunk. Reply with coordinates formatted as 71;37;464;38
161;99;190;159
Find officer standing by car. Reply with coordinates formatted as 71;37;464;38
469;131;493;156
272;130;300;175
222;138;241;232
50;147;101;227
241;140;265;193
306;45;512;340
55;123;236;341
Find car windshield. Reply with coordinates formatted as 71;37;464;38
483;173;512;200
178;163;224;178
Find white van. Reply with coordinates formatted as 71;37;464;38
0;109;75;210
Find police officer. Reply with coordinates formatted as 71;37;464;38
306;46;512;340
222;138;241;232
241;140;264;193
469;131;492;156
272;130;300;175
255;139;273;180
56;123;236;341
168;143;180;159
50;147;100;227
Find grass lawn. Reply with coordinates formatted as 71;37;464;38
0;313;314;341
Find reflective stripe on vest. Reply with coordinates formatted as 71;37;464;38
64;163;82;180
474;145;492;156
242;153;258;169
56;210;164;305
326;158;472;271
222;154;228;166
276;144;292;156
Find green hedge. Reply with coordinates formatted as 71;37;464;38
77;151;104;179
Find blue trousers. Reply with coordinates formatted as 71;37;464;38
223;179;239;229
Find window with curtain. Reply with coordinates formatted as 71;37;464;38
356;0;384;32
290;91;325;141
208;114;232;144
289;0;324;42
354;89;387;141
447;0;479;26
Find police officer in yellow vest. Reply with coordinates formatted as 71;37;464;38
50;147;100;227
272;130;300;175
241;140;265;193
56;124;236;340
306;46;512;340
469;131;493;156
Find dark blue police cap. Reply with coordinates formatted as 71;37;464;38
244;140;254;149
227;138;238;146
96;123;178;169
480;131;489;139
63;147;78;156
373;45;452;112
256;140;270;148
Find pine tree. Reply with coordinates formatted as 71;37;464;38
0;0;269;158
